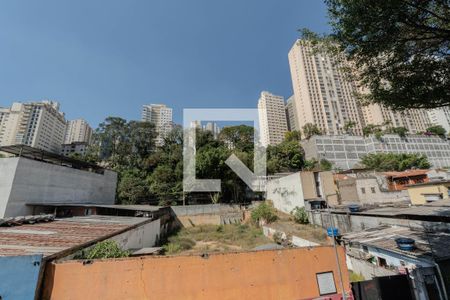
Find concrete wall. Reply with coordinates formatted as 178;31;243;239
43;247;351;300
319;172;339;205
266;172;304;214
111;219;161;250
0;254;43;300
346;256;396;280
262;226;320;247
300;172;317;199
407;185;449;205
308;210;450;234
0;157;117;217
356;178;409;204
171;204;244;227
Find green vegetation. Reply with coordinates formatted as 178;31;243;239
302;123;322;139
349;271;365;283
426;125;447;138
291;207;309;224
284;130;302;142
79;117;308;205
361;153;430;171
343;121;356;135
303;158;333;171
325;0;450;110
251;201;278;225
82;240;130;259
162;224;271;255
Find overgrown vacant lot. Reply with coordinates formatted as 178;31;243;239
162;224;272;255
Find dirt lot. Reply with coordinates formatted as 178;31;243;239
162;223;272;255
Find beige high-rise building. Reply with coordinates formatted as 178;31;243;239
0;101;66;153
361;104;431;134
285;95;300;131
257;91;288;147
141;104;173;146
64;119;93;144
288;40;364;136
427;107;450;133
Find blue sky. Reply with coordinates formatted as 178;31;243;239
0;0;330;127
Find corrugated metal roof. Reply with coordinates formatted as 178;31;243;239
342;225;450;260
0;216;148;258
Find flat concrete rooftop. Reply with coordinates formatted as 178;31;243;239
0;215;150;258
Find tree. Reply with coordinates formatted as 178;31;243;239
117;170;149;204
303;158;333;171
326;0;450;109
343;121;356;135
387;127;409;138
267;140;304;174
302;123;321;139
426;125;447;137
284;130;302;142
219;125;254;151
361;153;430;171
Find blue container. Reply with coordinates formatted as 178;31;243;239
327;227;339;237
395;238;415;251
348;204;360;212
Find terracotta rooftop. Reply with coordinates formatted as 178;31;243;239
383;169;429;179
0;215;149;258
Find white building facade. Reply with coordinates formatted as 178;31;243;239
288;40;364;136
257;91;288;147
428;107;450;133
0;101;66;153
141;104;173;146
64;119;93;144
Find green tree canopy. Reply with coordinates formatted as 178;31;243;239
326;0;450;109
218;125;254;151
284;130;302;142
361;153;430;171
267;140;305;174
302;123;322;139
426;125;447;137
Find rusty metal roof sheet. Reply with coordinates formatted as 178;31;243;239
0;215;149;258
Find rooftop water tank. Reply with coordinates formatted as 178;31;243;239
395;238;415;251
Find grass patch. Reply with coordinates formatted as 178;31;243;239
162;223;271;255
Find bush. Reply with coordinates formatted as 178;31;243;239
291;206;309;224
251;201;277;225
84;240;129;259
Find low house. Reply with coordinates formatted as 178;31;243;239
407;180;450;205
266;171;337;213
384;169;429;191
0;215;162;299
341;225;450;300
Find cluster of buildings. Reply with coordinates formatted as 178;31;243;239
257;40;450;169
0;101;93;156
265;167;450;299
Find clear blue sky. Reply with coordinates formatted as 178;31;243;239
0;0;330;127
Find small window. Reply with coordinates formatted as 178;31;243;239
378;257;387;267
371;187;376;193
361;187;366;194
316;272;337;296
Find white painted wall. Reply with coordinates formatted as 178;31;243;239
0;157;117;217
266;172;305;214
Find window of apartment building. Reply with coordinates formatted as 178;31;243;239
316;272;337;296
371;187;376;193
361;187;366;194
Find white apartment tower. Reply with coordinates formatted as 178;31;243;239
285;95;299;131
141;104;173;146
427;107;450;133
257;91;288;147
288;40;364;136
361;103;431;134
0;101;66;153
64;119;93;144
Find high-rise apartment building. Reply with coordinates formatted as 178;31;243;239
428;107;450;133
0;101;66;153
361;103;431;134
288;40;364;136
141;104;173;146
285;95;299;131
64;119;93;144
257;91;288;147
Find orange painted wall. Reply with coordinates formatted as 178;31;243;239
43;246;351;300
